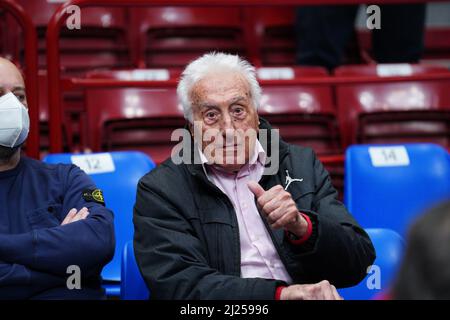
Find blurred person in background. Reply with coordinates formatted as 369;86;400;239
391;200;450;300
295;4;426;70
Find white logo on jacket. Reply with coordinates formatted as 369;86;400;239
284;170;303;190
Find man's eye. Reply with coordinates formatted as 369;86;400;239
205;112;218;119
232;107;246;117
15;94;25;102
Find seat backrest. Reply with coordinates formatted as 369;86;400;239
43;151;156;296
138;6;242;29
121;241;150;300
257;67;340;155
338;228;405;300
85;86;185;163
16;0;126;29
344;143;450;236
335;64;450;148
134;6;245;68
248;6;296;66
15;0;128;72
423;28;450;59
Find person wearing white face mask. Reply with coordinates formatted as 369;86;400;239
0;58;115;299
0;92;29;153
0;66;28;168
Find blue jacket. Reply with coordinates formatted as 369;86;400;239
0;156;115;299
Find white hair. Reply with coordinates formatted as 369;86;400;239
177;52;261;123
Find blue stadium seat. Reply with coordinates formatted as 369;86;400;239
119;228;402;301
338;228;405;300
43;151;155;297
121;241;150;300
345;143;450;236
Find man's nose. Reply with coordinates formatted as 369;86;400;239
220;112;235;132
219;113;237;143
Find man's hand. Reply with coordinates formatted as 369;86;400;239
280;280;343;300
61;207;90;225
248;181;308;238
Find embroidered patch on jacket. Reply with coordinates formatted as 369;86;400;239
82;189;105;206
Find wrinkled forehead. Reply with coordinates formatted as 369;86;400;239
190;70;251;103
0;60;25;92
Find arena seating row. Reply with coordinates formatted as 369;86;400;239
33;64;450;158
4;2;450;168
30;63;450;199
45;143;450;299
4;2;450;71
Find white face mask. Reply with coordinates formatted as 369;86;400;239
0;92;30;148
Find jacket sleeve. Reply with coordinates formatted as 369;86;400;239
0;166;115;277
0;261;65;299
287;150;376;288
133;175;285;300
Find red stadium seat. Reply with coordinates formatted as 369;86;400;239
423;28;450;64
258;66;340;155
5;1;133;154
257;66;344;199
245;6;296;66
10;1;133;153
84;78;185;164
335;64;450;149
14;0;130;73
37;70;80;153
0;9;6;56
133;6;245;68
2;10;21;62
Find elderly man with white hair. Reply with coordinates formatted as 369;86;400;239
133;53;375;300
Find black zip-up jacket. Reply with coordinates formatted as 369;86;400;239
133;118;375;300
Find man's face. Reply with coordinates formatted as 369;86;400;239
0;59;27;107
189;70;259;172
0;58;27;161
